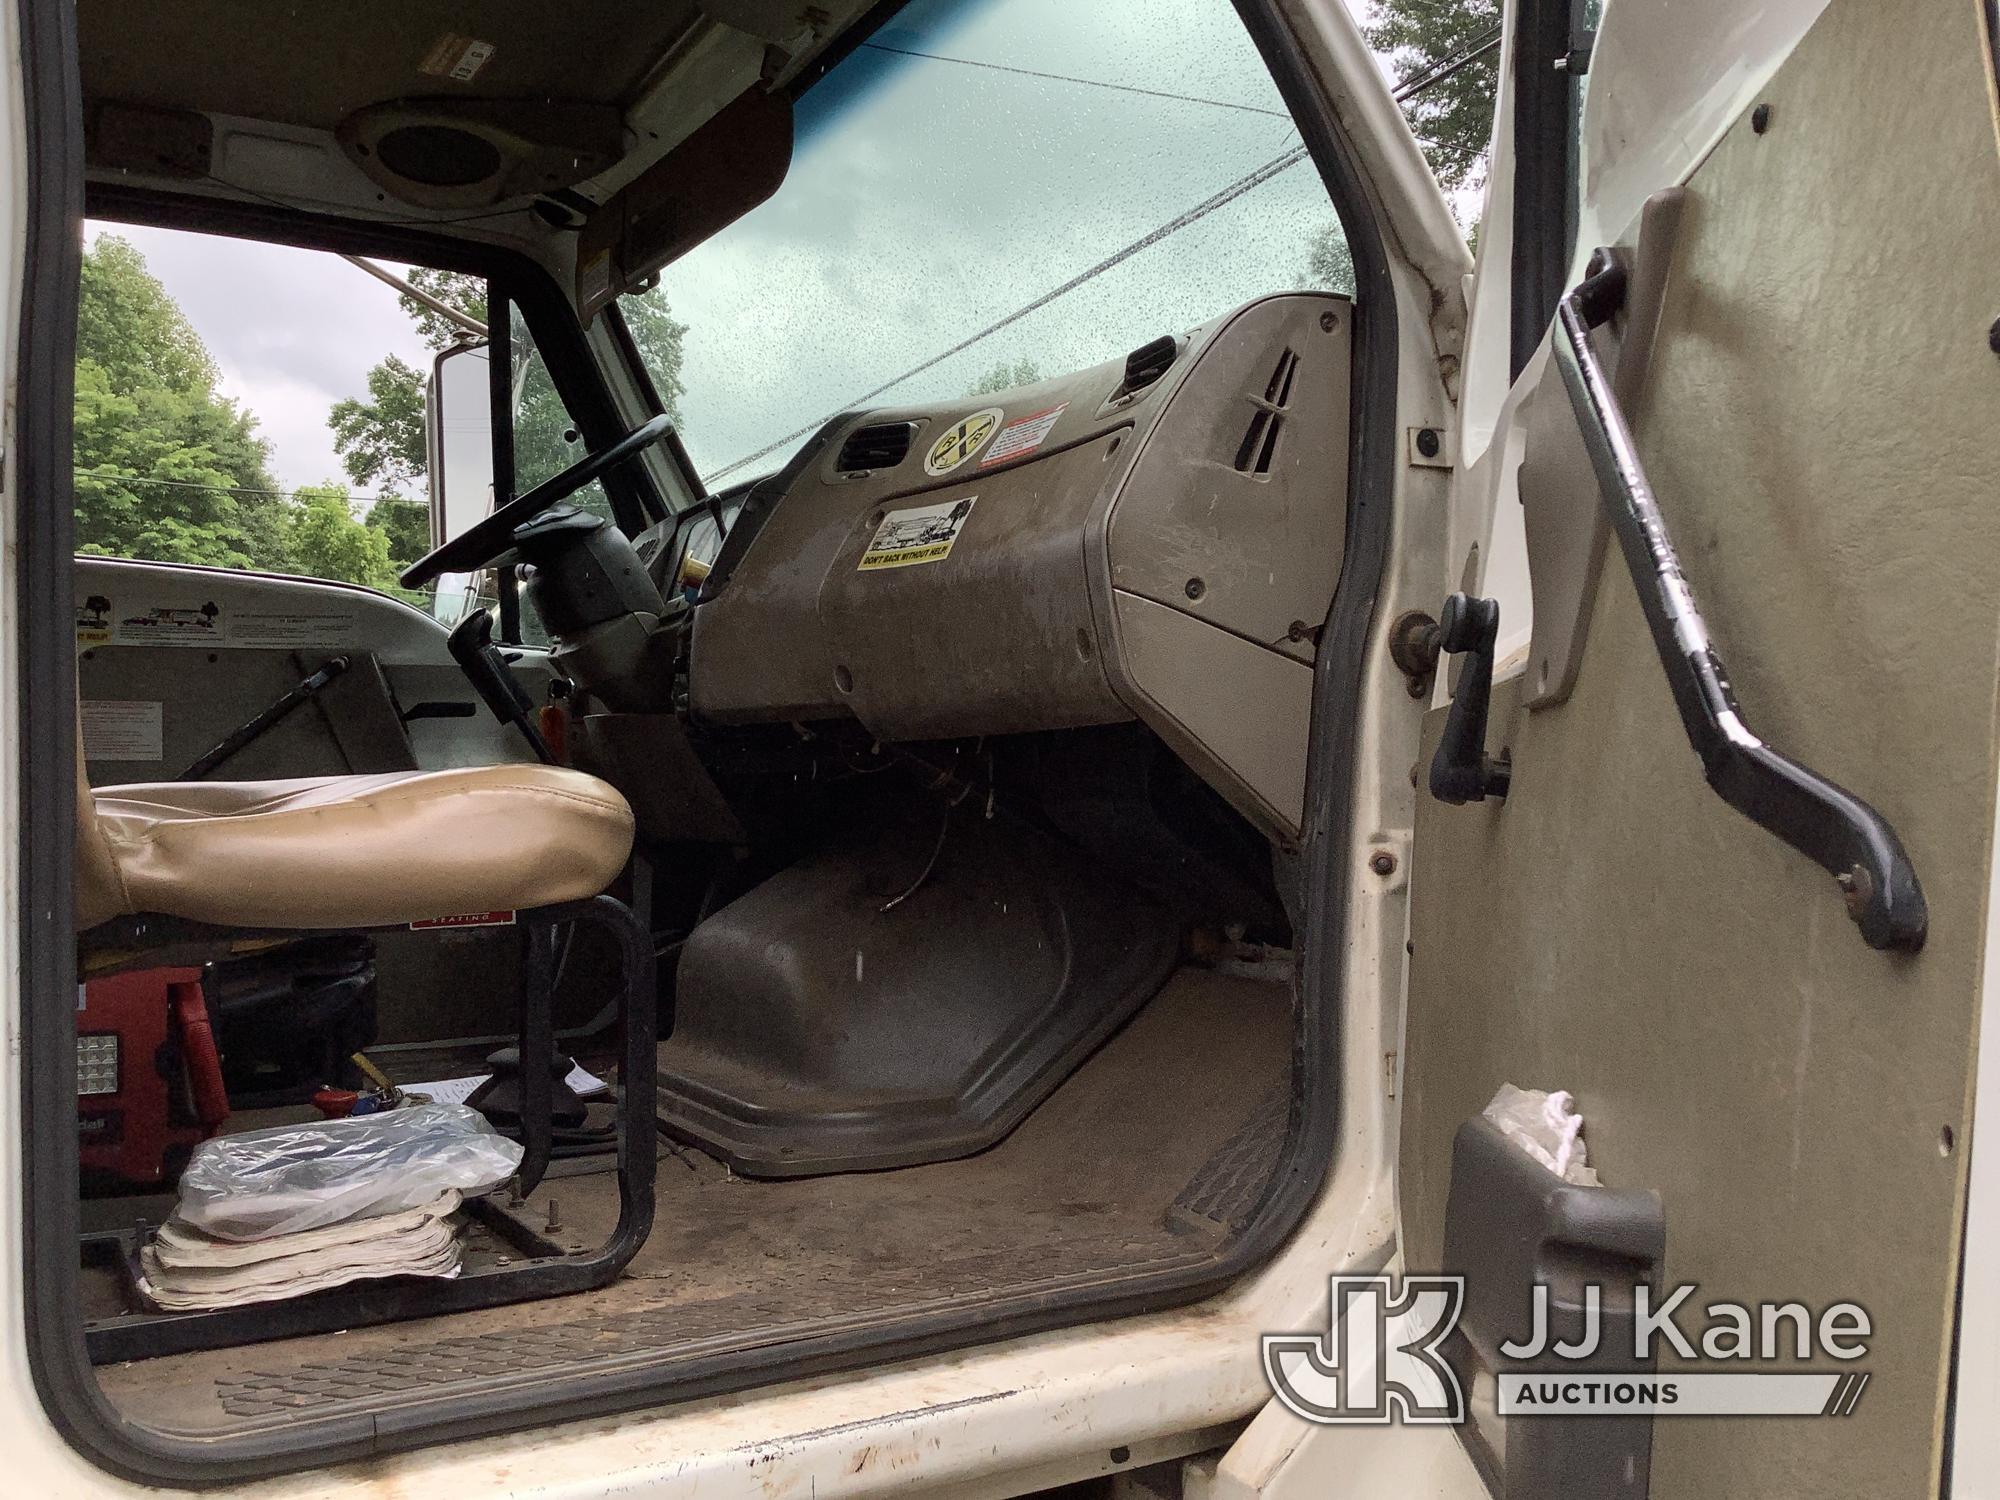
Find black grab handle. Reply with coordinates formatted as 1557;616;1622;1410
1553;251;1927;953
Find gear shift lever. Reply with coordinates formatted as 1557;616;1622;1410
446;606;556;764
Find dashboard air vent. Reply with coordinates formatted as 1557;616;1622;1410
1100;334;1179;412
835;421;918;473
1234;347;1299;477
1121;334;1178;394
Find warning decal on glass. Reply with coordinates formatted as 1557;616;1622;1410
858;496;977;571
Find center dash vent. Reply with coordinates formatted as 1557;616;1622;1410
835;421;918;474
1233;347;1300;477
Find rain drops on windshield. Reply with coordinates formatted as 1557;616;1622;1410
626;0;1356;486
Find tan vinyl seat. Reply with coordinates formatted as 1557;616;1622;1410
76;743;636;932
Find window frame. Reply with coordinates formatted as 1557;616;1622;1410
75;189;668;579
1508;0;1593;378
603;298;705;514
20;0;1404;1482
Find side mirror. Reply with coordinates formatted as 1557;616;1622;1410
425;341;495;625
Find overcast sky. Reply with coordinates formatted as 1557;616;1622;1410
87;0;1409;498
83;220;436;493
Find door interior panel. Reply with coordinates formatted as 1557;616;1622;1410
1402;2;2000;1495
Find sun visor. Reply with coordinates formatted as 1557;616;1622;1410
575;86;793;322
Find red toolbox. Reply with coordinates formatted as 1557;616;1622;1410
77;966;230;1190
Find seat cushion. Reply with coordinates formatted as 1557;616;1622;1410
81;765;634;931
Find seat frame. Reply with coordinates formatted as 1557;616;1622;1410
79;893;657;1365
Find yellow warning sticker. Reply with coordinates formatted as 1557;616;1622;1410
858;497;977;571
923;408;1002;476
75;593;112;647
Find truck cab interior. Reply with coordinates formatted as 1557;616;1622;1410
36;0;1418;1482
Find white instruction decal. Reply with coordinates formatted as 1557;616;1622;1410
81;700;163;762
114;601;223;647
419;32;496;83
232;610;356;647
858;496;977;571
923;409;1002;477
981;402;1067;467
578;249;614;311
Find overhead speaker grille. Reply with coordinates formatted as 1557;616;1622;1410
373;125;504;188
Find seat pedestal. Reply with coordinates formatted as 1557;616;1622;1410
82;895;656;1365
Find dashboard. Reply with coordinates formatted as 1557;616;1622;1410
689;293;1354;840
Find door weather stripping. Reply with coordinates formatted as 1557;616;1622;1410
1555;252;1926;953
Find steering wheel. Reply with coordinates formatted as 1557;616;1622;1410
400;413;678;589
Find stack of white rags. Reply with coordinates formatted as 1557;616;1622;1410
138;1103;524;1310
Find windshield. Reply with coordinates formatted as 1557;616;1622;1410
620;0;1352;487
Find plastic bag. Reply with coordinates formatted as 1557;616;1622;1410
1482;1083;1601;1186
175;1103;524;1241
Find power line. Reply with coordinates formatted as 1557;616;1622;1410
707;143;1309;481
853;35;1492;165
858;20;1502;121
857;41;1290;119
709;26;1504;482
1389;24;1504;103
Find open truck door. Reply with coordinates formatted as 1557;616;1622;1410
1230;1;2000;1497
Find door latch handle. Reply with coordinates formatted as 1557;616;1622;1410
1428;593;1512;805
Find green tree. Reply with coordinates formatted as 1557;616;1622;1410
1366;0;1501;195
284;484;398;590
323;268;480;506
73;234;292;570
1299;2;1498;294
76;236;476;593
619;292;688;423
365;495;432;574
966;357;1041;395
1301;228;1356;296
76;235;219;394
397;267;487;350
329;353;428;490
328;268;690;520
